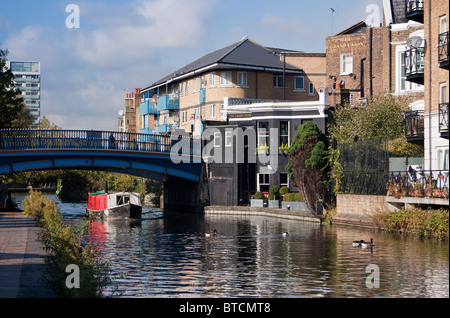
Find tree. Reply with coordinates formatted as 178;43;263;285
0;45;32;129
328;93;423;156
285;122;329;214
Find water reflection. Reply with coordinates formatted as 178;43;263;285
12;194;449;298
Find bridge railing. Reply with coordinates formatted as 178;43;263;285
0;129;192;154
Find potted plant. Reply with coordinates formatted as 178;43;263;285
251;191;264;207
256;143;269;155
268;186;280;208
279;143;289;156
281;192;308;211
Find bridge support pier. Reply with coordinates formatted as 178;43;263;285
163;179;206;213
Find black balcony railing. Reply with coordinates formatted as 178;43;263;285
439;102;449;139
405;111;424;145
405;0;424;23
388;170;449;199
438;31;449;70
405;47;425;85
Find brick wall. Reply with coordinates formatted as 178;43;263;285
334;194;388;226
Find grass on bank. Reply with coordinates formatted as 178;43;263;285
371;207;449;240
22;190;111;297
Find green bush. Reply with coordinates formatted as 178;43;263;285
279;186;289;195
374;207;449;240
268;186;279;200
254;192;264;200
282;192;303;202
22;190;111;297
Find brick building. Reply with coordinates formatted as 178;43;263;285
422;0;449;172
139;38;326;137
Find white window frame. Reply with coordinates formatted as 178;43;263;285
340;53;353;76
395;45;424;93
294;76;305;91
237;71;247;87
220;71;232;86
440;15;447;34
194;107;200;119
182;111;187;124
225;131;232;147
210;72;216;87
279;172;289;188
440;82;447;104
210;104;216;119
257;173;270;192
213;132;221;148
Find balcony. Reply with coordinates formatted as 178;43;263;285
157;94;179;112
439;103;449;139
140;100;157;115
405;47;425;85
438;31;449;70
405;111;424;146
405;0;424;23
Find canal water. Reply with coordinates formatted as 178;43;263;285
14;194;449;298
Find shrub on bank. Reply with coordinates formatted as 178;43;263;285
22;190;111;297
373;207;449;240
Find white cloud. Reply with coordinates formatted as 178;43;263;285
4;0;218;131
75;0;218;66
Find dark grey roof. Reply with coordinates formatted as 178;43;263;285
143;38;303;91
335;21;368;35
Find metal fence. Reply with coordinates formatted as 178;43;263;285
0;129;188;153
388;169;449;199
339;138;389;195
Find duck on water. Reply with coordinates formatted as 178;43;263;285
353;238;374;248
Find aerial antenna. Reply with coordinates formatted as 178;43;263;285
330;8;336;34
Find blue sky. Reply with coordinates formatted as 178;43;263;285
1;0;383;130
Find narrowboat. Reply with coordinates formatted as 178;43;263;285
87;191;142;219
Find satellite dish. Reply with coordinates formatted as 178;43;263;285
407;36;423;48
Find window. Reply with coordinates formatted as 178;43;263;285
440;15;447;34
258;174;270;192
182;111;187;124
340;53;353;75
294;76;305;91
258;122;269;147
309;82;315;95
279;121;289;147
210;72;216;87
441;83;447;104
210;104;216;118
280;173;289;188
194;107;200;119
274;75;284;88
237;72;247;86
214;132;221;148
225;131;232;147
220;71;232;86
193;78;197;92
396;46;424;93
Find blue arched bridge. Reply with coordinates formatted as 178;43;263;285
0;129;205;211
